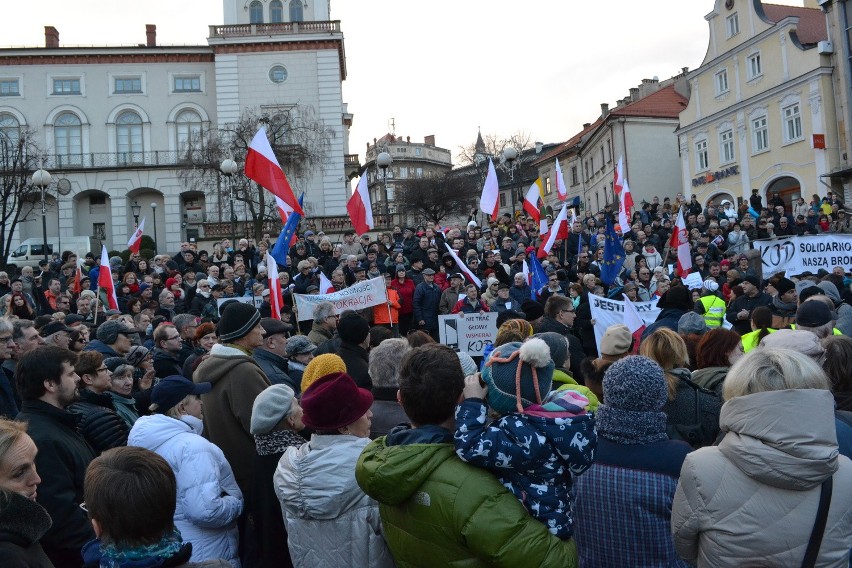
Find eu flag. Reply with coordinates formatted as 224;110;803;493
528;253;549;300
271;193;304;267
600;216;625;286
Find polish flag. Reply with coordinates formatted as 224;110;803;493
245;127;304;216
614;156;625;196
555;158;568;201
522;259;530;286
127;217;145;254
265;253;284;320
618;179;633;231
479;158;499;218
537;202;569;258
623;298;646;354
98;245;118;311
68;266;82;296
346;171;373;235
669;209;693;278
522;178;543;223
319;271;335;294
443;243;481;288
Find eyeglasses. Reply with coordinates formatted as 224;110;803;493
561;309;575;314
165;335;181;341
0;335;13;343
96;366;110;374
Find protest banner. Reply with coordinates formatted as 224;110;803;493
755;234;852;276
438;312;498;356
293;276;387;321
216;295;263;316
588;293;661;353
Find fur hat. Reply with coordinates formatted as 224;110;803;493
250;384;297;435
774;278;796;296
482;339;554;414
301;353;346;392
217;302;261;342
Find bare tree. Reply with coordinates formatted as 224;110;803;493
177;105;334;240
0;125;45;269
456;130;534;169
395;171;479;225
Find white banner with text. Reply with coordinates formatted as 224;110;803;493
588;293;661;353
438;312;499;356
293;277;388;321
755;234;852;276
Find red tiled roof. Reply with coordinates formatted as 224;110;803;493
763;3;826;44
609;84;688;119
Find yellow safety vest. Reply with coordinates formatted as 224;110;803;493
789;324;843;336
741;328;777;352
700;295;726;328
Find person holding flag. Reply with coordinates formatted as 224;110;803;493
600;217;626;286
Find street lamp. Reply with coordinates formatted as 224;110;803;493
220;159;238;244
151;202;158;254
130;201;141;228
502;147;519;217
31;168;52;265
377;151;392;224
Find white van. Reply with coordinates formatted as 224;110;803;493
6;236;100;270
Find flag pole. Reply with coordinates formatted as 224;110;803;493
93;294;100;326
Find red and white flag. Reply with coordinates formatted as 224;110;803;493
265;253;284;320
245;127;304;216
537;202;570;258
319;272;335;294
127;217;145;254
618;179;633;231
522;178;543;224
479;158;499;218
443;243;481;288
98;245;118;311
555;158;568;201
614;156;625;196
69;266;82;296
346;171;373;235
623;298;646;354
669;208;693;278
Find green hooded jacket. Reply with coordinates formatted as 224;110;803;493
355;425;578;568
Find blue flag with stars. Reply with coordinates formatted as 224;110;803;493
600;216;625;286
271;193;304;267
528;252;549;300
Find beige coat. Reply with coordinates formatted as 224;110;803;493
672;389;852;567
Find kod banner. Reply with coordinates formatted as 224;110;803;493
588;293;661;353
293;276;387;321
438;312;498;356
755;234;852;276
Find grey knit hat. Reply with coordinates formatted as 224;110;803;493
482;339;554;414
456;351;478;377
251;384;296;435
286;335;316;357
595;355;669;444
217;302;261;342
678;312;708;335
534;332;569;368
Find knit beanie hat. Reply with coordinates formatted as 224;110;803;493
678;312;708;336
301;353;347;393
251;384;296;435
595;355;669;445
337;313;370;345
600;324;632;357
217;302;261;342
520;299;544;322
482;339;554;414
456;351;478;377
534;332;569;368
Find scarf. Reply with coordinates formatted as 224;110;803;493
98;528;184;567
772;295;797;315
255;429;306;456
595;405;668;445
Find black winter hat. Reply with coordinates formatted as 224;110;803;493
217;301;261;342
658;285;693;311
337;312;370;345
521;299;544;321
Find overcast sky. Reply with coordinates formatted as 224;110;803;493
2;0;804;163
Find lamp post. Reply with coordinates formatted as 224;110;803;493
151;202;158;254
502;147;519;217
31;168;52;265
376;151;392;225
220;159;238;244
130;201;141;229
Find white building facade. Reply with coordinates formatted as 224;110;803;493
0;0;353;253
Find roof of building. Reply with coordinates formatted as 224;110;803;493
762;3;826;45
608;84;688;119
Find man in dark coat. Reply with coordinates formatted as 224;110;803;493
726;275;772;335
641;286;695;340
334;313;372;389
253;318;297;391
537;295;586;383
413;268;441;339
15;345;96;567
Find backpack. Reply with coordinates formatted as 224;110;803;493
666;373;722;449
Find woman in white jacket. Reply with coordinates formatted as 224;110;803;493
274;372;394;568
129;375;243;567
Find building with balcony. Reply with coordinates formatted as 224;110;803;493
676;0;839;211
0;0;354;252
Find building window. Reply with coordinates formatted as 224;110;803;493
583;161;589;181
176;109;203;155
114;77;141;94
52;78;81;95
0;79;19;96
571;166;578;185
249;1;263;23
695;139;709;171
414;147;422;156
415;167;423;178
398;167;408;179
715;69;729;95
726;13;739;38
0;114;20;165
173;76;201;93
54;112;82;165
545;177;552;195
270;0;283;23
116;111;143;162
290;0;304;22
720;129;735;163
268;65;288;84
93;223;106;241
747;52;762;80
606;140;612;163
752;115;769;153
90;194;107;206
783;103;803;142
499;193;506;207
590;156;595;174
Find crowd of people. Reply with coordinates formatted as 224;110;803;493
0;188;850;566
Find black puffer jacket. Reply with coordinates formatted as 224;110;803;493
0;490;54;568
68;389;129;454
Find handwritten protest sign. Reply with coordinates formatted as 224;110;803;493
438;312;498;356
755;234;852;276
293;276;387;321
588;293;661;353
